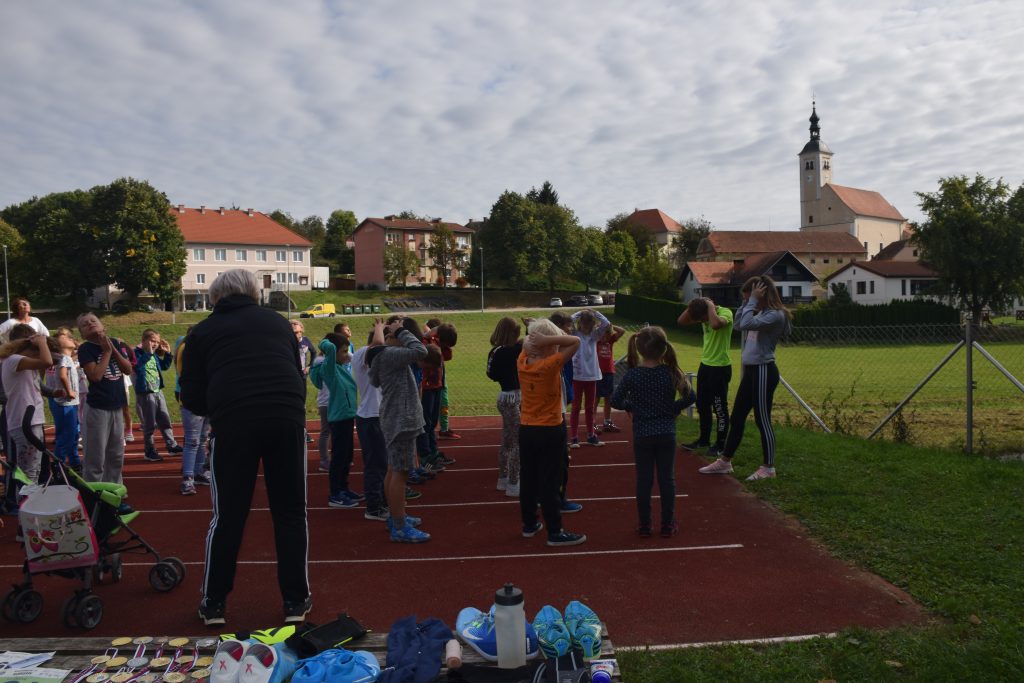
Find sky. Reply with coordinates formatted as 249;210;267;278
2;0;1023;231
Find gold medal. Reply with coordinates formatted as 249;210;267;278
87;674;110;683
194;657;212;667
176;656;194;666
190;670;210;680
149;658;171;668
107;657;128;668
133;637;154;645
111;673;133;683
137;675;158;683
163;673;187;683
91;656;111;665
168;638;189;648
112;638;133;647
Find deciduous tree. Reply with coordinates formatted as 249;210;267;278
323;209;357;273
669;215;713;270
383;241;420;289
426;222;467;288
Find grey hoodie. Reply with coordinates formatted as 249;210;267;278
368;329;427;446
735;296;792;365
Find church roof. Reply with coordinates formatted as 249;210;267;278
827;184;906;221
627;208;682;234
701;231;866;255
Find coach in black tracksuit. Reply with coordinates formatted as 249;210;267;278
180;269;310;626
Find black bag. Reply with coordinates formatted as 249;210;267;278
284;613;369;658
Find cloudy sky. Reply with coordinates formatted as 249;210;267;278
2;0;1022;231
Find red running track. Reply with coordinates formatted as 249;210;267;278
0;416;926;645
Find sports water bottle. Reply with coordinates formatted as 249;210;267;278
494;583;526;668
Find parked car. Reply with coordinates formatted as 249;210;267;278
548;297;563;307
299;303;337;318
111;300;154;314
567;294;588;306
587;294;604;305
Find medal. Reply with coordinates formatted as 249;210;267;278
133;637;154;645
190;670;210;680
195;639;217;650
107;657;128;668
112;638;133;647
194;657;212;668
126;658;149;668
176;656;194;667
149;658;170;668
91;656;112;665
163;673;187;683
87;675;110;683
168;638;189;648
137;675;158;683
111;673;134;683
154;637;169;645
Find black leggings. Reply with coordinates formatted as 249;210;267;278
696;363;732;448
723;363;780;467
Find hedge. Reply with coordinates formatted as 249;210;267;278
613;293;687;329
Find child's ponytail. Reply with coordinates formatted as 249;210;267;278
626;332;641;369
660;342;689;396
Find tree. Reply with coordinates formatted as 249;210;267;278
572;227;606;292
630;249;679;300
606;211;655;255
483;191;540;291
323;209;357;273
397;210;432;221
0;219;25;303
829;282;853;305
91;178;187;304
269;210;296;230
534;203;581;292
526;180;559;206
383;241;420;289
668;215;713;270
602;230;638;292
915;174;1024;322
426;222;467;288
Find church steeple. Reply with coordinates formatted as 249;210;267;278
800;100;831;155
809;101;821;140
798;100;834;227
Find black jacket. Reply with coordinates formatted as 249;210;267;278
180;295;306;428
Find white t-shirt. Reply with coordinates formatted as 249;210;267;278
45;354;80;406
0;317;49;344
311;356;331;409
2;355;44;431
352;346;381;419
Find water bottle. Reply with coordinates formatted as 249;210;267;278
493;583;526;668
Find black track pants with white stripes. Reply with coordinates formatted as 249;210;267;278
722;362;780;467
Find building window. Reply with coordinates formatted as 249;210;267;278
215;249;226;262
879;243;883;252
823;160;830;170
913;249;919;257
808;215;813;223
292;250;304;263
256;250;267;262
823;257;830;264
838;257;844;264
193;248;205;262
276;250;286;262
910;280;930;296
789;286;802;298
276;273;286;284
235;249;247;262
386;232;401;244
288;272;299;284
805;160;813;170
196;274;206;285
863;241;868;252
810;257;816;264
870;281;875;294
856;281;866;295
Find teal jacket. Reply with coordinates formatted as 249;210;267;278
310;339;357;423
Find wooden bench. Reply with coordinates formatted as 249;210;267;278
0;627;622;681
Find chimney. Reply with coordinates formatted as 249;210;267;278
247;208;254;217
177;204;185;214
219;206;225;215
200;205;206;214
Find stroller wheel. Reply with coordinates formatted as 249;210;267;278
62;593;81;628
164;556;186;583
111;554;124;583
2;588;21;622
149;561;180;592
75;593;103;630
12;589;43;623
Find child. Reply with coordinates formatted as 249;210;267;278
677;297;734;455
368;317;430;542
120;339;137;443
547;312;582;513
312;332;360;508
699;276;792;481
311;350;332;473
1;333;60;486
424;318;460;440
595;322;626;434
352;320;389;521
611;326;695;538
175;328;210;495
568;309;611;447
415;343;445;477
518;319;586;546
133;329;182;462
44;327;82;471
486;317;523;497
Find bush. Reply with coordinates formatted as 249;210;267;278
792;300;958;326
614;293;689;329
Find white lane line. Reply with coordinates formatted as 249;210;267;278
112;494;689;514
617;632;839;651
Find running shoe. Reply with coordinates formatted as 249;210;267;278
601;421;621;433
746;466;776;481
496;477;508;491
456;606;498;661
586;435;604;447
404;486;422;500
637;524;652;538
436;452;456;465
546;530;587;547
680;439;710;451
661;520;679;537
237;642;297;683
560;500;583;513
564;600;602;658
328;494;357;509
386;515;421;530
123;432;135;442
194;471;212;486
438;430;461;440
144;451;163;462
200;599;228;627
181;478;196;496
698;458;733;475
569;439;580;449
363;507;389;522
318;463;330;473
522;521;543;538
168;443;184;454
533;605;572;658
343;489;365;502
305;434;314;444
283;596;313;623
390;519;430;543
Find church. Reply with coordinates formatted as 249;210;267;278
798;103;908;258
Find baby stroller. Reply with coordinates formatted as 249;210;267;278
1;406;185;629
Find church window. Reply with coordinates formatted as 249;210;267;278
805;161;814;170
823;160;830;170
808;215;814;223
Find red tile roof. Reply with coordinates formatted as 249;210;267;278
685;261;735;285
702;231;865;255
355;217;472;234
682;252;816;286
827;184;906;221
171;207;312;246
627;209;683;234
825;260;937;280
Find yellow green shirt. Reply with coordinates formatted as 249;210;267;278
701;306;733;367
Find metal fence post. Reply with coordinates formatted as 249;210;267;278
965;313;973;454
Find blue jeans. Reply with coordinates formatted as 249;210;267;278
181;406;209;477
355;416;387;511
416;388;441;459
48;399;81;466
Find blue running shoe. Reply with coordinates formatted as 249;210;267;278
533;605;572;658
290;657;326;683
325;649;380;683
386;515;422;532
563;600;602;658
456;606;498;662
328;494;357;509
390;519;430;543
237;642;296;683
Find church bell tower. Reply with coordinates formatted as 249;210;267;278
798;102;833;228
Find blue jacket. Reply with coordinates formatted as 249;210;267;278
133;346;173;394
310;339;357;423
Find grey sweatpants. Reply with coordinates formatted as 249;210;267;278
9;424;44;486
137;391;178;454
83;406;125;483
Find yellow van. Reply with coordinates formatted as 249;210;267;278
299;303;337;318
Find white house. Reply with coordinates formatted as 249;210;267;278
824;260;939;305
678;251;817;307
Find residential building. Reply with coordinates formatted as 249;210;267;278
798;103;909;258
871;238;921;262
678;251;817;307
823;260;939;305
624;209;683;252
353;216;473;290
695;230;865;286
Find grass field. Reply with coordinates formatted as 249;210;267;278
59;306;1024;453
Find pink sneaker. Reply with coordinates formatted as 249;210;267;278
698;458;734;475
746;466;776;481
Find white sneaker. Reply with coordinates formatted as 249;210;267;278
698;458;734;475
505;482;520;497
746;466;776;481
496;477;508;491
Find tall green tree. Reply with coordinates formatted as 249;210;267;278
915;174;1024;322
572;227;606;292
668;215;713;270
91;178;187;303
296;215;327;265
526;180;559;206
606;211;655;255
323;209;357;273
602;230;638;292
534;203;581;292
269;210;296;230
0;218;26;302
483;191;540;291
383;241;421;289
426;222;466;288
630;249;679;300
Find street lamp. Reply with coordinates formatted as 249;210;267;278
479;244;484;312
286;244;291;318
2;245;9;320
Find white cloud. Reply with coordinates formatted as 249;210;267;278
2;0;1023;231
